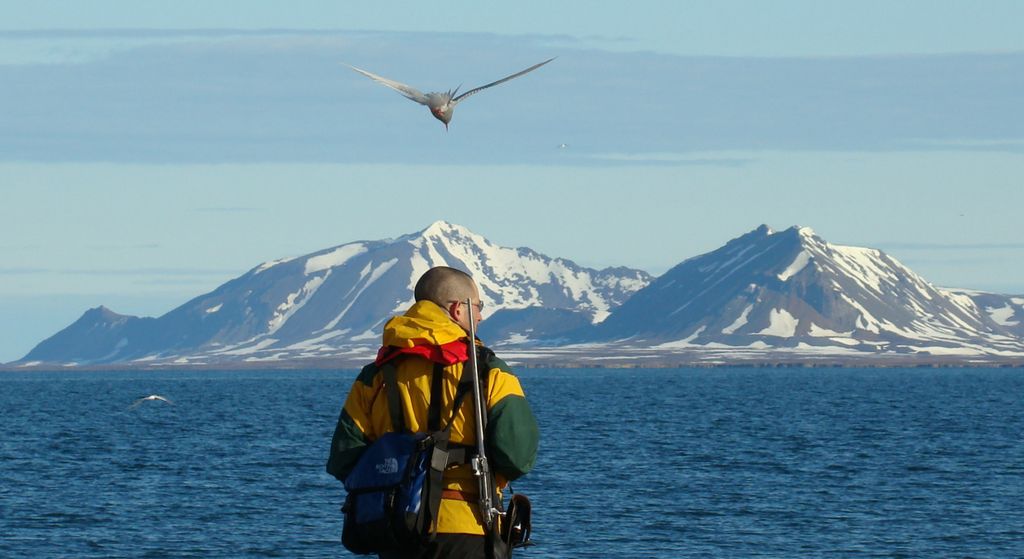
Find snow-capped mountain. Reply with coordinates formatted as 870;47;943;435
947;289;1024;339
14;223;1024;368
588;225;1024;359
19;221;651;366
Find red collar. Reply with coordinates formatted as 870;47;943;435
374;338;470;366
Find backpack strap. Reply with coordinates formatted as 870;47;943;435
382;362;406;434
382;356;477;438
423;360;456;540
426;361;479;493
427;361;445;432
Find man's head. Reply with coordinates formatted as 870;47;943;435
414;266;484;333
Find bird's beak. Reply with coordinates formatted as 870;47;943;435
444;123;449;132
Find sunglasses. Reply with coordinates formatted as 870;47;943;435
448;300;485;312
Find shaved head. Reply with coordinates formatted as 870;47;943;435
414;266;477;308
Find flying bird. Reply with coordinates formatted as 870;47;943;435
345;58;555;130
130;394;174;409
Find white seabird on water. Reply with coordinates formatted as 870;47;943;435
130;394;174;409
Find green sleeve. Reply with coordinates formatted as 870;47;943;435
486;394;539;481
326;408;368;481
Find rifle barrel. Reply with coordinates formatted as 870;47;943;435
466;298;495;528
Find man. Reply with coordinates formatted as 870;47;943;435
327;266;539;558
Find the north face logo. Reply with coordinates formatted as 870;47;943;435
375;457;399;475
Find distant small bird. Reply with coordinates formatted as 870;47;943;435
345;58;555;130
130;394;174;409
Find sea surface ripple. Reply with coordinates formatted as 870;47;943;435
2;367;1022;557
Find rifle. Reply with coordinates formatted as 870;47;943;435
465;297;499;530
466;298;534;550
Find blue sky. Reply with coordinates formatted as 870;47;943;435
2;1;1023;362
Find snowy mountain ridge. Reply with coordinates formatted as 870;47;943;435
12;222;1024;368
584;224;1024;362
18;221;652;366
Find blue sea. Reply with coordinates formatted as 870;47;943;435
2;367;1023;558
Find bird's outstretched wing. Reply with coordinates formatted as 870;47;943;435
346;64;431;105
451;58;555;106
129;394;174;409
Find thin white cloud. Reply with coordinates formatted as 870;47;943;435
191;206;261;213
0;267;238;276
890;138;1024;152
879;243;1024;251
1;30;1021;164
584;152;753;167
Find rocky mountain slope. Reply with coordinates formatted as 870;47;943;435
18;221;651;366
582;225;1024;360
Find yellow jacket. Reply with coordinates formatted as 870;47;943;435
327;300;539;534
